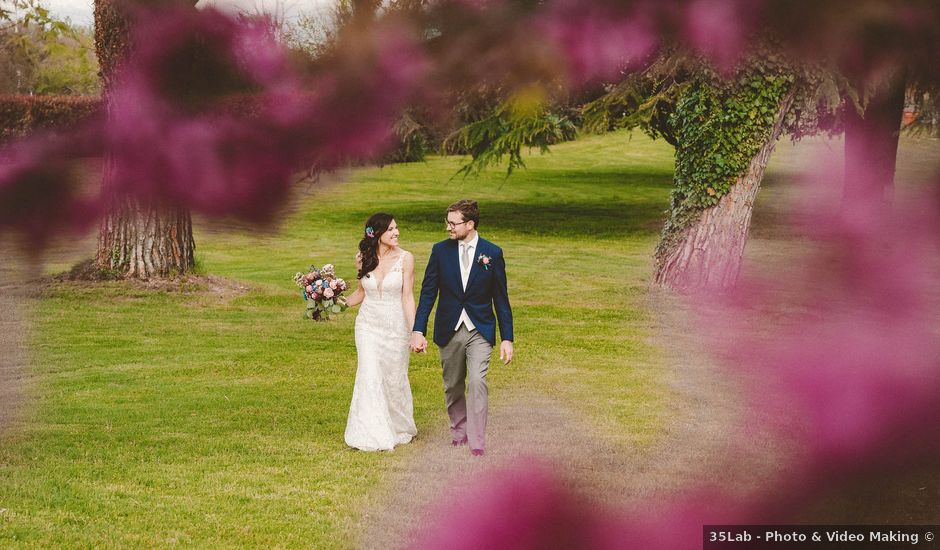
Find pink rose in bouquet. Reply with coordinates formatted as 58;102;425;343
293;263;349;321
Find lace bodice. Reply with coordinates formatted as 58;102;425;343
356;252;409;337
360;253;405;304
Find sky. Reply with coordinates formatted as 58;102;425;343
37;0;93;25
35;0;330;27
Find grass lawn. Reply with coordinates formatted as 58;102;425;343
0;130;677;547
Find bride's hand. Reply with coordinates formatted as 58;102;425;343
410;332;427;353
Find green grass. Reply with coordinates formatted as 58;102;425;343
0;130;676;547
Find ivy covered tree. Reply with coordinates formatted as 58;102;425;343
659;77;793;287
611;55;802;290
462;51;834;291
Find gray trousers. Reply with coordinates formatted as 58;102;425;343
440;325;493;450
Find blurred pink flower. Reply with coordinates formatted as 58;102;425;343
411;461;622;550
714;188;940;477
101;8;309;221
301;25;428;164
410;461;774;549
324;288;334;298
0;132;103;247
538;0;657;83
683;0;756;71
0;7;427;231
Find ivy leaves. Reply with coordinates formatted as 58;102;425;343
670;70;790;211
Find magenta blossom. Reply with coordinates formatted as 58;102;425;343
682;0;755;72
411;462;622;550
711;186;940;477
0;7;428;232
538;0;657;83
410;461;777;549
0;131;104;247
103;8;312;221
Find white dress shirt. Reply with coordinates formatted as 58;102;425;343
455;233;478;332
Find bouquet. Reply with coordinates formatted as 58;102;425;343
293;263;349;321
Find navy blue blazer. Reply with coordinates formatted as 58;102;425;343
413;237;513;347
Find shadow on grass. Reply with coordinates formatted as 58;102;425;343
336;168;674;239
394;200;667;239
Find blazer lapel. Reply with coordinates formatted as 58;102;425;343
447;240;465;295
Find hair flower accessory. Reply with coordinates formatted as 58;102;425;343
477;253;492;270
365;226;375;238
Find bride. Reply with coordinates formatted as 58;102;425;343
342;213;418;451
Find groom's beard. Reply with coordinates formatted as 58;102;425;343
449;228;472;241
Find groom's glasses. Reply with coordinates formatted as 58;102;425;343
445;220;470;229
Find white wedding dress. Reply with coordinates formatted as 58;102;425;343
345;253;418;451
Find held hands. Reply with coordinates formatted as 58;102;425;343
410;332;428;353
409;332;510;361
499;340;514;365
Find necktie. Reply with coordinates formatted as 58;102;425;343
461;243;470;270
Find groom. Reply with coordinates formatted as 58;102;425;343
411;200;514;457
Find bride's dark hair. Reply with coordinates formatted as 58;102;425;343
358;213;394;280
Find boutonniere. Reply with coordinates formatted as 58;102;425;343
477;253;492;270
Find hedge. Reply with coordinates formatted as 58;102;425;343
0;95;102;144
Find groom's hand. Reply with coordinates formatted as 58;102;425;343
410;332;427;353
499;340;514;365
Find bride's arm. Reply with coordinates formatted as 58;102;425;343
401;251;417;329
344;284;365;307
344;252;365;307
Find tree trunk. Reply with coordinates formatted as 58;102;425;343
95;168;195;278
654;89;796;291
93;0;196;279
843;75;906;217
